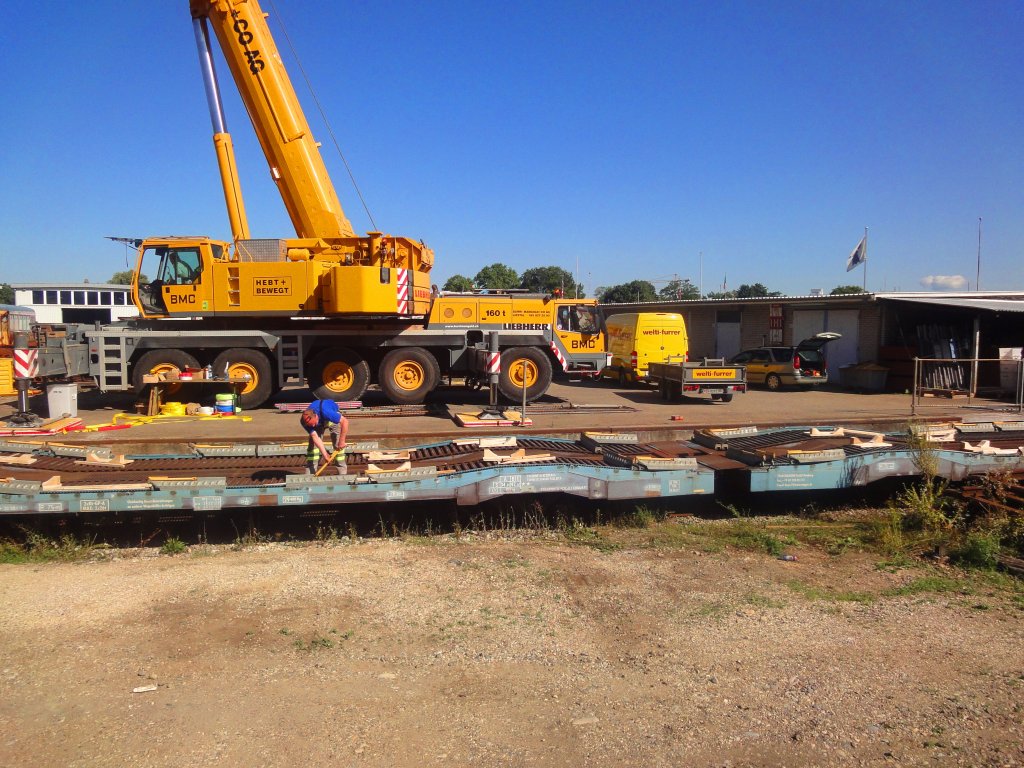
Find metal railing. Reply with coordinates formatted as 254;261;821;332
911;356;1024;415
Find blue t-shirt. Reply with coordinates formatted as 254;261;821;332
302;399;342;433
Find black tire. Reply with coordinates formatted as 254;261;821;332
132;349;200;392
719;393;734;403
765;373;783;392
378;347;440;405
498;346;553;402
212;349;273;410
307;348;371;402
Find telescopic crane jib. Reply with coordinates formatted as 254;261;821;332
134;0;434;321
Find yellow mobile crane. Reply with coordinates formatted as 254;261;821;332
89;0;606;407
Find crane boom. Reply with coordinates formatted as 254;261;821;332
190;0;355;240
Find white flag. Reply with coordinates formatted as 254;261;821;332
846;236;866;272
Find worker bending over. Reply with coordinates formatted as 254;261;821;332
300;400;349;474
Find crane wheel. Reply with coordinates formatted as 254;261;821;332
307;348;370;402
378;348;440;405
212;349;273;410
497;347;552;402
132;350;201;396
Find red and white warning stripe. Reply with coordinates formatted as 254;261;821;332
486;351;500;375
13;348;38;379
549;340;568;371
396;268;410;314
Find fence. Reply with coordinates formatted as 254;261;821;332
911;356;1024;415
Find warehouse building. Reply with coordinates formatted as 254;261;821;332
12;283;139;325
602;291;1024;393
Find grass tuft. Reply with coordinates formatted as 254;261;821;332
160;537;187;556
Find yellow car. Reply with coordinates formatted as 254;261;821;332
729;333;841;391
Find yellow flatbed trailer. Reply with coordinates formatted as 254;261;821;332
647;358;747;403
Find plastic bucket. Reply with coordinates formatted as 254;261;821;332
47;383;79;418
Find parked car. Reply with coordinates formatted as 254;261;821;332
729;332;842;390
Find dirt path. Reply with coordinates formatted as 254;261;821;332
1;532;1021;767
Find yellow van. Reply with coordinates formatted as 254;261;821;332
602;312;688;384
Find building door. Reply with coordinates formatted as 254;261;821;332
715;310;742;359
792;309;859;375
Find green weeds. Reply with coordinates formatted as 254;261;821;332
0;529;100;563
288;627;354;652
786;580;875;604
882;576;966;598
160;537;187;555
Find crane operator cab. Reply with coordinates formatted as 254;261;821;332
554;301;602;355
134;238;226;317
555;303;600;334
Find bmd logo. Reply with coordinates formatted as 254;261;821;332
169;294;196;305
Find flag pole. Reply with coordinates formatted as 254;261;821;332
976;217;982;291
862;226;868;291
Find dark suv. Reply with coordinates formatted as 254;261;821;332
729;333;841;390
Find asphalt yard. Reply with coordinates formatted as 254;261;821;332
1;378;1018;452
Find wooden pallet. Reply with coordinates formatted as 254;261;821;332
918;388;969;399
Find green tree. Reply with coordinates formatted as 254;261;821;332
830;285;865;295
0;283;13;305
599;280;658;304
657;278;701;301
735;283;782;298
704;289;738;300
473;263;519;290
443;274;474;292
520;266;579;297
109;270;149;285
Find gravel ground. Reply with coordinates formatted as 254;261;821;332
1;529;1022;767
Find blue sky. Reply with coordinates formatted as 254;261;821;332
1;1;1021;296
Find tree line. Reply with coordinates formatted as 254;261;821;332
444;265;583;297
441;264;864;303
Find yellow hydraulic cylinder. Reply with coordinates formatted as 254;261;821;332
213;132;250;241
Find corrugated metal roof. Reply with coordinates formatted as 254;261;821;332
879;296;1024;313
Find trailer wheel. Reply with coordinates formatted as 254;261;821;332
132;350;200;395
711;393;734;403
307;348;370;402
212;349;273;410
498;347;552;402
378;347;440;405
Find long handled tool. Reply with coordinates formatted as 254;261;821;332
314;448;345;477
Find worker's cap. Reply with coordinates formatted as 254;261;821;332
300;409;318;427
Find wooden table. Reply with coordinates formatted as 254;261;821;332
138;378;248;416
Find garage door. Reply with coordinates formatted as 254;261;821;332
792;310;859;375
715;311;742;359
